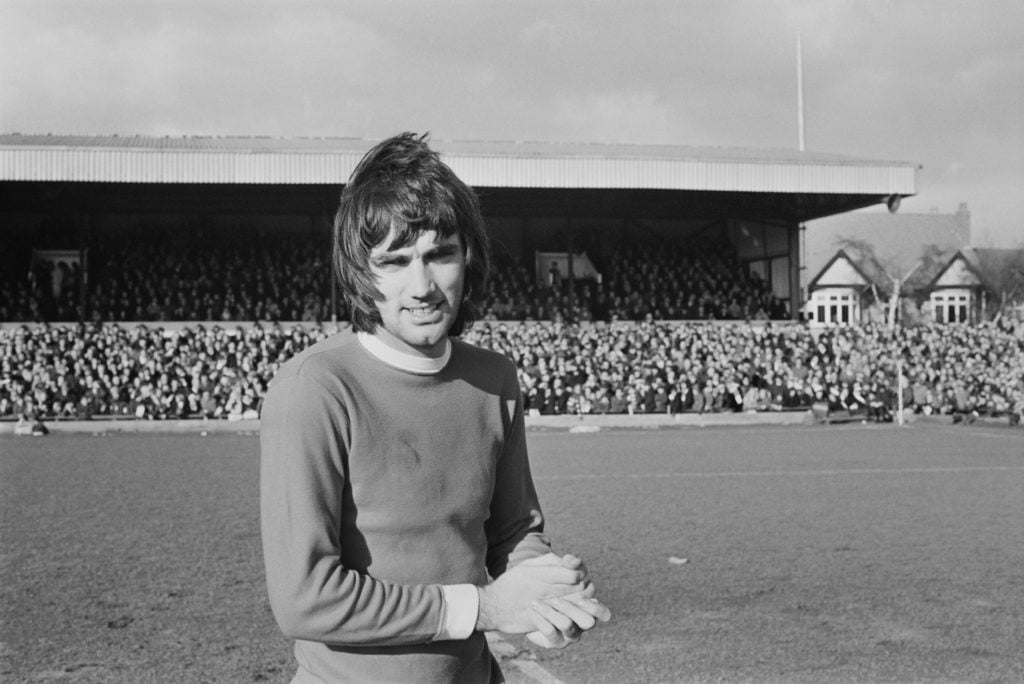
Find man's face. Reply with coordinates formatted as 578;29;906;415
369;229;465;358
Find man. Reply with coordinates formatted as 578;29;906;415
260;133;610;683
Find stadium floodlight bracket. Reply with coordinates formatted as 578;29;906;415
886;194;902;214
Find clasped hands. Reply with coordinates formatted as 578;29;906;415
477;552;611;649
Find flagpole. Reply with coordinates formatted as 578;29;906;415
797;31;805;152
796;31;807;320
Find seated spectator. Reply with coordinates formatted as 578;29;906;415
2;316;1022;424
5;224;788;325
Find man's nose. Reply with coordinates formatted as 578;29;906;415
407;260;436;297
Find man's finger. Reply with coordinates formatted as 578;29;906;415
518;553;563;567
559;581;596;602
540;596;598;631
525;629;569;649
526;565;586;588
526;605;559;641
559;553;582;568
567;596;612;623
529;601;581;647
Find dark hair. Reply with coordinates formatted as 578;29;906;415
332;132;491;336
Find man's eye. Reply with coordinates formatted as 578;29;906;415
430;247;460;262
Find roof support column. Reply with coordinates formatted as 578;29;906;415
792;224;804;320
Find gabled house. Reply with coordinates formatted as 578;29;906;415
927;248;1024;323
803;204;974;327
804;250;880;326
804;204;972;293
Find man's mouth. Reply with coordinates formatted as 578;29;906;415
406;303;442;320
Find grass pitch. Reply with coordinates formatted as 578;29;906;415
2;423;1023;683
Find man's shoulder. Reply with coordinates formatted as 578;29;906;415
272;330;360;384
451;337;515;370
449;338;521;404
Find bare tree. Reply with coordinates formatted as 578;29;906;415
979;251;1024;321
885;262;921;329
834;236;922;329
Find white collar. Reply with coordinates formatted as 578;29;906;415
357;332;451;375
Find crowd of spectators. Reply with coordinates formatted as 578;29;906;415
0;323;314;422
466;319;1024;422
2;318;1022;425
4;224;1021;425
2;228;337;324
2;225;785;325
482;239;787;324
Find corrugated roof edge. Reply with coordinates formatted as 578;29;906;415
0;133;916;167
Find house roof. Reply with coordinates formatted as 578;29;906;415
804;205;971;281
930;247;1024;293
807;249;878;291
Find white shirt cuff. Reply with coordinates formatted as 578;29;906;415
437;583;479;641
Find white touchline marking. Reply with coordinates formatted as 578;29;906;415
919;424;1024;440
487;633;567;684
534;465;1024;482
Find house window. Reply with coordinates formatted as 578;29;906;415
932;291;972;324
808;289;858;326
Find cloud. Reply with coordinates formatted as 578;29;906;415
941;162;965;179
549;89;680;145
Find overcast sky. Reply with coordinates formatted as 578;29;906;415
2;0;1021;246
